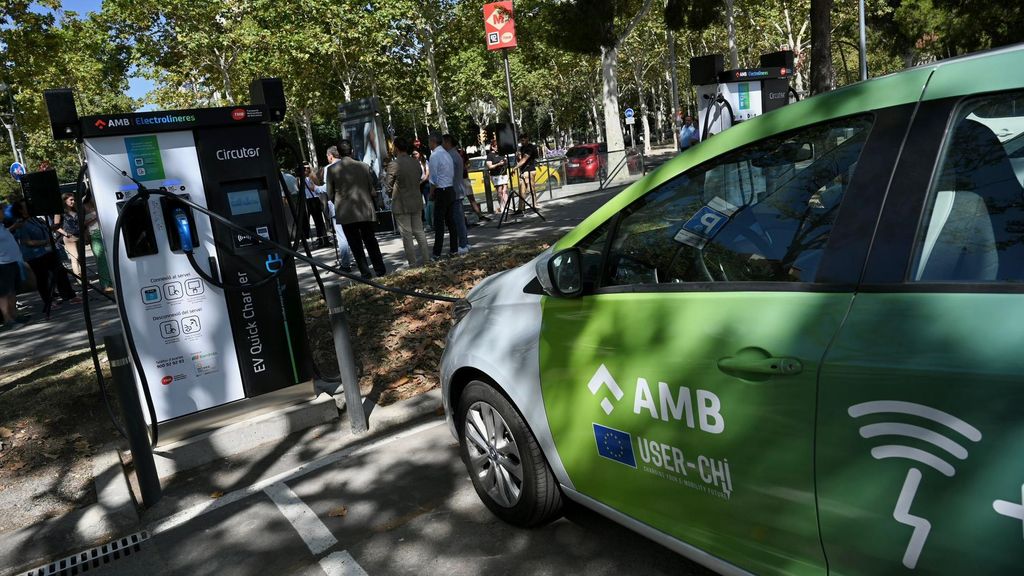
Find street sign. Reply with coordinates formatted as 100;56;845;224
10;162;25;182
625;116;636;125
484;2;518;51
624;108;635;119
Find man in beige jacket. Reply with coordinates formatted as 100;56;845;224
385;137;430;267
326;140;387;278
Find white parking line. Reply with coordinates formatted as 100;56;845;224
148;419;444;536
265;482;337;555
320;551;369;576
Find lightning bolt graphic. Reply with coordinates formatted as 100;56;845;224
893;468;931;569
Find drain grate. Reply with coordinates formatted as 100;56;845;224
17;531;150;576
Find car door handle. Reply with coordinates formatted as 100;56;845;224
717;356;803;376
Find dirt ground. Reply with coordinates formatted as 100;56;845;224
0;236;554;535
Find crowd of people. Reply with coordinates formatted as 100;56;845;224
284;131;542;277
0;130;544;331
0;191;112;332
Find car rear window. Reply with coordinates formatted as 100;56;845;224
567;147;594;158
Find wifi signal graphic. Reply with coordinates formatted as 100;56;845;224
848;400;982;570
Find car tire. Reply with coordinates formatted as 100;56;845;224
456;380;563;527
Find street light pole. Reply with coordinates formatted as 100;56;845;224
0;82;24;165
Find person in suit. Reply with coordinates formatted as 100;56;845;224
327;140;387;278
385;137;430;268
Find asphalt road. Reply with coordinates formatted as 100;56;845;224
65;421;716;576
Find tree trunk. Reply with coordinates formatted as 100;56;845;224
632;59;652;154
809;0;835;95
422;30;449;133
652;86;663;144
301;109;317;171
726;0;738;69
667;28;679;150
601;45;627;183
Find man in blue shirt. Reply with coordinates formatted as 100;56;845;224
427;133;458;259
443;134;470;255
679;115;699;151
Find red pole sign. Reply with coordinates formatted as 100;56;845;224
483;1;517;51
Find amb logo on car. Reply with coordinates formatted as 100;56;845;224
586;364;733;499
587;363;724;432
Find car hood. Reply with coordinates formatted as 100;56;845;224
465;248;551;304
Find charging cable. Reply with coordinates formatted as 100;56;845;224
170;205;284;292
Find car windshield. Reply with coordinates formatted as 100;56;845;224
468;158;486;170
567;147;593;158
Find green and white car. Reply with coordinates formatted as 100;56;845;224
441;44;1024;576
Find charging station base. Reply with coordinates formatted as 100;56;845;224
144;385;338;480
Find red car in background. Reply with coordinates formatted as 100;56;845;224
565;143;607;183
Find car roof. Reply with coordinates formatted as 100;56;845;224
555;43;1024;251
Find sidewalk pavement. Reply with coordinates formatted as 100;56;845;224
0;389;447;576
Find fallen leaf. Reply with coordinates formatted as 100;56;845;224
43;452;58;460
8;461;25;471
210;491;224;499
0;428;12;439
328;506;348;518
74;440;90;451
392;376;410;388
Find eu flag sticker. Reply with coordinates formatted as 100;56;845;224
593;423;637;468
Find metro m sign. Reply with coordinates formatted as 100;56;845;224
484;1;517;51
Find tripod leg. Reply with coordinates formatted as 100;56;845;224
517;174;546;222
496;186;516;229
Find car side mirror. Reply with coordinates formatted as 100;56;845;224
536;248;583;297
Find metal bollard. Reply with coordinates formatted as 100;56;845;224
324;283;368;434
104;335;162;508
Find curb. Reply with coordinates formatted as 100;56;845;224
0;388;444;576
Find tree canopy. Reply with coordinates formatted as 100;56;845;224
0;0;1018;192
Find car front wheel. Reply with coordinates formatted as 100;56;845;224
457;381;563;527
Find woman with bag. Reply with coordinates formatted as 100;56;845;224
0;200;31;331
11;201;80;318
55;192;83;280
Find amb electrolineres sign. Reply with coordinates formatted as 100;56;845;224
483;1;517;51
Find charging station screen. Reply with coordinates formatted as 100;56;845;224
227;189;262;216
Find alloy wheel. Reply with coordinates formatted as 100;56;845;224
463;401;524;508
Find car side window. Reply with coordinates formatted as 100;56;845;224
911;91;1024;282
597;116;873;287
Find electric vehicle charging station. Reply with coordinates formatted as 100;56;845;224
45;80;312;426
691;51;796;138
